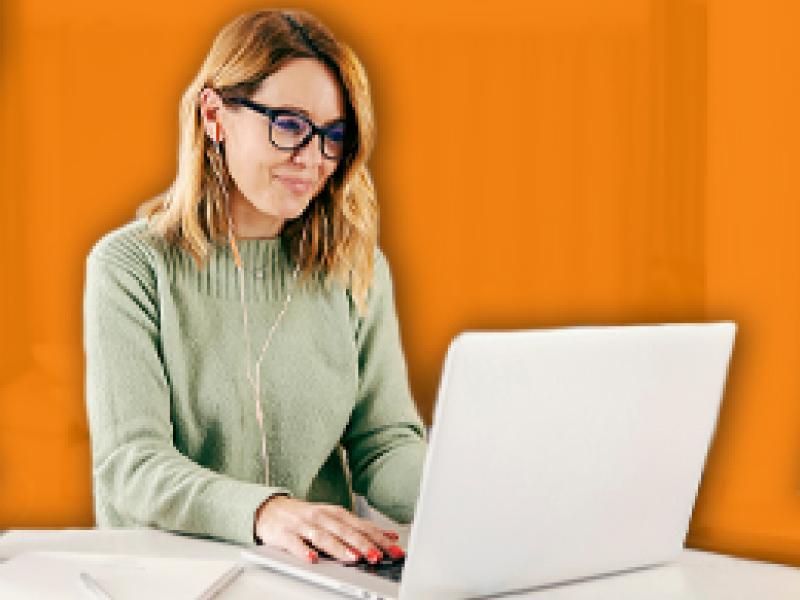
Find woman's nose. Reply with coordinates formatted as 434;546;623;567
290;133;325;167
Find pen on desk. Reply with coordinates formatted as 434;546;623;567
79;571;114;600
199;563;246;600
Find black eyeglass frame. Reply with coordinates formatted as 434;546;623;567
223;96;349;161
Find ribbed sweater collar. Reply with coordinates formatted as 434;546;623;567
164;236;305;302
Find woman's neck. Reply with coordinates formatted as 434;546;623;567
229;189;284;239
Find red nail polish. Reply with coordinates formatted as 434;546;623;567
307;550;318;563
386;545;405;560
366;548;383;563
347;548;362;561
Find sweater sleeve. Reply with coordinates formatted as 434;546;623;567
83;234;291;546
342;249;428;524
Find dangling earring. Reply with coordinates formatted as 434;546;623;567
324;179;336;264
300;219;310;266
322;208;329;263
214;122;222;150
213;122;227;227
208;121;241;267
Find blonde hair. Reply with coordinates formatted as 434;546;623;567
139;9;378;315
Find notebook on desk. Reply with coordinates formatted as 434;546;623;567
242;323;736;600
0;551;241;600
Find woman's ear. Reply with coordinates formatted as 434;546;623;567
198;87;225;144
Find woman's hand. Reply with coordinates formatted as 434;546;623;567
254;496;405;564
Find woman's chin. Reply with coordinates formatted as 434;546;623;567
251;189;316;222
282;195;315;219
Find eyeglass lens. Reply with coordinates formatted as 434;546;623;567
271;113;345;159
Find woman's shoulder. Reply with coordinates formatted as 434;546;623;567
371;246;396;295
85;217;172;297
84;217;165;323
345;245;397;322
87;216;167;269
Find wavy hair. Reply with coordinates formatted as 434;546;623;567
139;9;377;315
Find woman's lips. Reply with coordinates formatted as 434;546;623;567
275;175;313;195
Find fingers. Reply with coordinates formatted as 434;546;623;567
321;506;405;562
339;506;402;547
280;532;319;564
314;512;375;561
301;522;362;563
255;498;405;564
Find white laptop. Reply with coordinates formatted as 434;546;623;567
242;323;736;599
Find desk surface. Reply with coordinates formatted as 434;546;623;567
1;528;799;599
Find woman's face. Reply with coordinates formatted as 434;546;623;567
201;58;345;237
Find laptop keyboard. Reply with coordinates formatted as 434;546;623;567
347;555;405;582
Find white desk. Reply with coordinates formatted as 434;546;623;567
1;528;799;599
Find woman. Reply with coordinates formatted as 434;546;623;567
83;9;426;565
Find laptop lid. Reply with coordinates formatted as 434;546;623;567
400;323;735;600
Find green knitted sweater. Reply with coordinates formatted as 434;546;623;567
83;218;427;546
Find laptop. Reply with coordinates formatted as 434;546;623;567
242;323;736;599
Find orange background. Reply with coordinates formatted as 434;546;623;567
2;0;800;566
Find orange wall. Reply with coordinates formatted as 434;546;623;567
1;0;799;566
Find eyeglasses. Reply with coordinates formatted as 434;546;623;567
223;97;348;161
